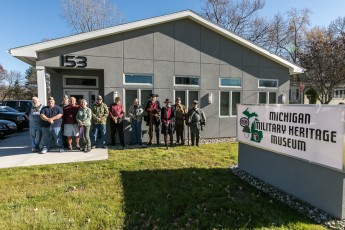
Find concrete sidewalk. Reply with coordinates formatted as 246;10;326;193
0;130;108;169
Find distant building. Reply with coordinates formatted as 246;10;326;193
9;10;304;139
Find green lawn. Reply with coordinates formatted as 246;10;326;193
0;143;325;229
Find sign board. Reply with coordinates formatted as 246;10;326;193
237;104;345;171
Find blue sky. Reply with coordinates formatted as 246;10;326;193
1;0;344;75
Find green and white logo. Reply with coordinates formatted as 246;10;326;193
240;108;263;143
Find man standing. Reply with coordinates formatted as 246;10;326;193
161;99;175;150
92;95;109;148
63;96;81;150
40;97;64;153
60;95;69;148
128;98;144;146
109;96;125;148
187;100;206;146
173;97;187;145
145;93;161;145
25;96;44;153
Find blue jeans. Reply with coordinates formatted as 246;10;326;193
42;126;63;149
92;124;106;146
29;126;42;149
131;121;142;145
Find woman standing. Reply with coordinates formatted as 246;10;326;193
109;97;125;148
128;98;144;146
76;99;92;152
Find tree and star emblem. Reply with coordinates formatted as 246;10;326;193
239;108;263;143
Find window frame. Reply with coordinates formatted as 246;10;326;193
219;90;242;117
174;89;199;109
174;75;200;88
123;73;154;85
258;79;279;89
123;88;153;115
258;91;277;104
63;75;98;89
219;77;242;88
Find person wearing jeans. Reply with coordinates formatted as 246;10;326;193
40;97;64;153
128;98;144;146
25;96;45;153
91;95;109;148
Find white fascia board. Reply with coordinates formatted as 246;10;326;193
9;10;304;75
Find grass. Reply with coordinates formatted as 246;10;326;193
0;143;325;229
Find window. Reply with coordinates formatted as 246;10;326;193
258;79;278;88
124;74;153;84
334;89;345;99
175;90;199;109
125;89;153;113
259;92;277;104
63;76;98;88
220;91;241;116
220;78;241;87
175;76;199;86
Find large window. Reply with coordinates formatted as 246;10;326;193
334;89;345;99
175;76;199;86
175;90;199;109
259;92;277;104
220;91;241;116
220;78;241;87
125;89;152;114
124;74;153;84
258;79;278;88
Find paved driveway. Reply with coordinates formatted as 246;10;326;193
0;129;108;169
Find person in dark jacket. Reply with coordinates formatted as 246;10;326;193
161;98;175;150
187;100;206;146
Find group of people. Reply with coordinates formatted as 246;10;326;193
25;93;206;154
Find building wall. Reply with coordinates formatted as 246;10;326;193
36;18;291;140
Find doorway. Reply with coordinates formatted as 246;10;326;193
64;89;99;106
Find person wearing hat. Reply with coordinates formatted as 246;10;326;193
145;93;161;145
173;97;187;145
91;95;109;148
161;98;175;150
40;96;64;153
187;100;206;146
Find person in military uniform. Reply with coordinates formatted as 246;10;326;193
145;93;161;145
161;98;175;150
187;100;206;146
173;97;187;145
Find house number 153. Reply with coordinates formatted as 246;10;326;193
61;55;87;68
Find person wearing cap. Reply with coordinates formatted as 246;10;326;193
63;96;81;150
128;98;144;146
161;98;175;149
91;95;109;148
187;100;206;146
40;97;64;153
25;96;45;153
173;97;187;145
109;96;126;148
144;93;161;145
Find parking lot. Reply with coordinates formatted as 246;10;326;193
0;129;108;169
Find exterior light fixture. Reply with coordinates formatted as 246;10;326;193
208;93;213;104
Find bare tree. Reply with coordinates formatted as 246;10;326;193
61;0;125;33
299;28;345;104
329;17;345;36
201;0;270;47
0;66;26;101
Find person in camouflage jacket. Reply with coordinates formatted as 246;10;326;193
91;95;109;148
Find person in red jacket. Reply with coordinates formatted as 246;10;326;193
109;97;125;148
161;98;175;150
144;93;161;145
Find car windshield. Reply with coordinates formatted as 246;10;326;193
0;106;19;113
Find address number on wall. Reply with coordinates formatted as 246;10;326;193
61;55;87;68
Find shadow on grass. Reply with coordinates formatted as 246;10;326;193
121;168;316;229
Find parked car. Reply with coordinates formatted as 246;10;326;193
1;100;32;113
0;119;17;137
0;106;29;130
